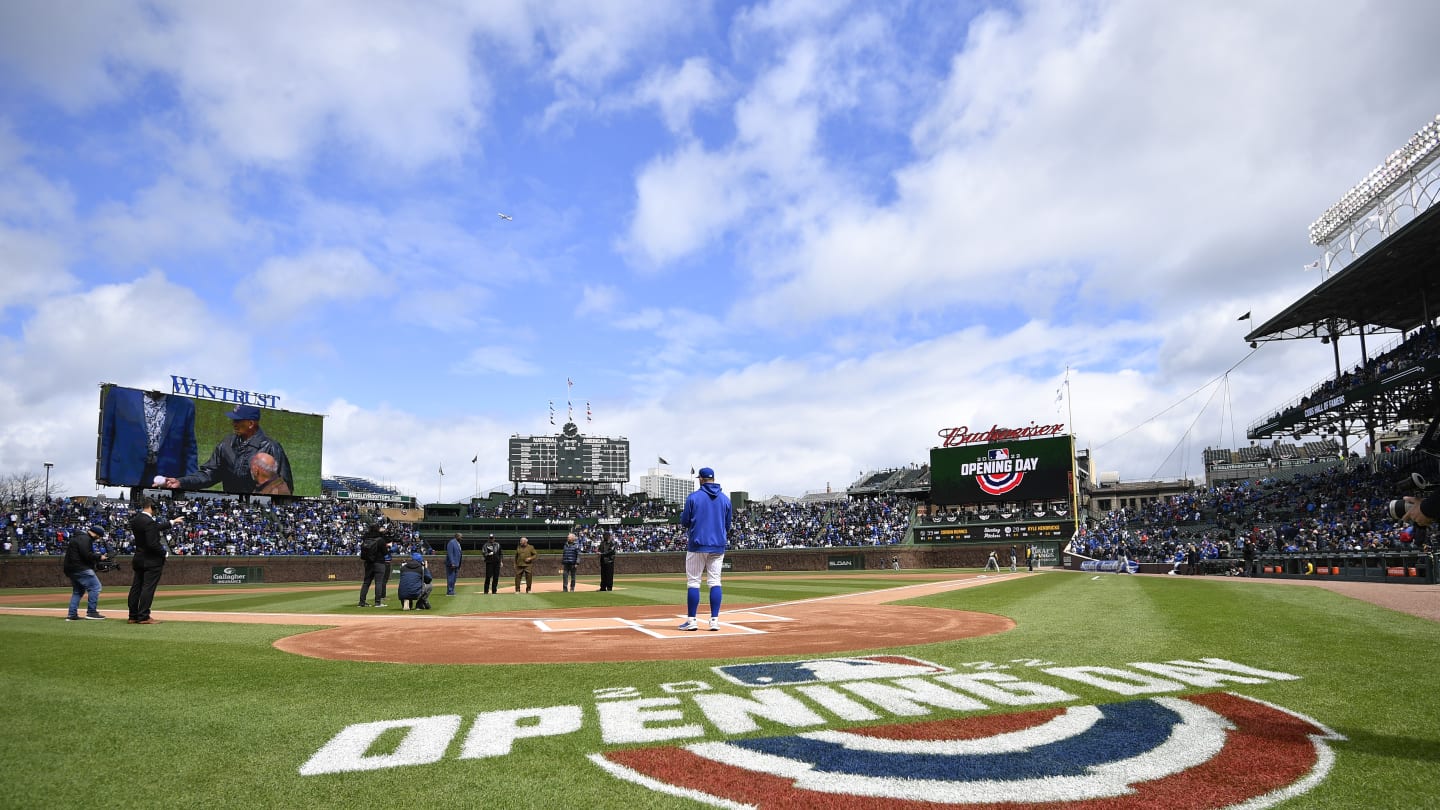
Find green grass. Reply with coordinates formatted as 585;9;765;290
3;570;1438;808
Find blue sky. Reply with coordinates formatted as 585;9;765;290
1;0;1436;500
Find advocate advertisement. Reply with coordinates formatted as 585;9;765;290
97;384;323;496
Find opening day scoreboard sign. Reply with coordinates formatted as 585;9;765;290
921;432;1077;544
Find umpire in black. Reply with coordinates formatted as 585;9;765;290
127;497;183;624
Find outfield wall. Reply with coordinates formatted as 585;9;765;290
0;544;1045;589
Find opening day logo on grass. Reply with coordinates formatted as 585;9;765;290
301;655;1343;808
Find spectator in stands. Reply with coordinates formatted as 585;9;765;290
444;533;463;595
164;404;292;494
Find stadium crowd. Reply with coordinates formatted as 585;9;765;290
1068;458;1432;565
3;493;908;557
1267;325;1437;428
4;461;1429;562
1;496;417;558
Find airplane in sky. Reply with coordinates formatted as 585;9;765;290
497;212;513;221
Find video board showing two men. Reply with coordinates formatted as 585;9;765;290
97;384;323;497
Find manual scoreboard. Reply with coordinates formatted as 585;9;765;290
508;422;630;483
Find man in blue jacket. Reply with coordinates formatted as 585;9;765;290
678;467;731;631
560;533;581;592
444;533;463;595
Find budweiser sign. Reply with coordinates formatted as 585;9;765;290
938;422;1066;447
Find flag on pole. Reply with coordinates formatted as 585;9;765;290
1237;311;1251;321
659;456;668;465
439;464;445;476
1303;260;1320;270
471;455;477;464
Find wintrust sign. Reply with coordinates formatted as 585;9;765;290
938;422;1065;447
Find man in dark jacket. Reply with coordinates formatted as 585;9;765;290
445;533;463;595
481;534;502;594
357;524;389;607
598;532;617;591
560;533;581;592
127;498;183;624
163;404;292;494
64;525;110;620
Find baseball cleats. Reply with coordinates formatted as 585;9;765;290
709;618;719;631
677;619;698;631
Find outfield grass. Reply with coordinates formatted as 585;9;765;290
3;570;1437;808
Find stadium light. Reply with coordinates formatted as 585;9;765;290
43;462;53;502
1309;113;1440;245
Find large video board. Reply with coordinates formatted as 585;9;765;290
929;434;1074;506
509;422;629;483
97;384;323;496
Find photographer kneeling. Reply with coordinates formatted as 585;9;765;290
398;552;433;610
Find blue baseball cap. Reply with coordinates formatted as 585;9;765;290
697;467;715;479
88;525;106;537
225;404;262;421
411;552;424;561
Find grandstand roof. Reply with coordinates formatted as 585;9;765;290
1246;201;1440;342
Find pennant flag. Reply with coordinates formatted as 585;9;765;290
1237;311;1251;321
691;467;696;475
1304;260;1320;270
659;456;668;465
438;464;445;476
471;455;477;464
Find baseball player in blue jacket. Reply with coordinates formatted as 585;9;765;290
678;467;732;631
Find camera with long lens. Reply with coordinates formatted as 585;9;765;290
1387;472;1435;520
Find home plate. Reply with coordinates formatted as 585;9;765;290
535;611;794;638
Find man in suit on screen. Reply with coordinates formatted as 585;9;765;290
99;387;198;488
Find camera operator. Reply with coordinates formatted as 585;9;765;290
1401;493;1439;527
63;525;111;621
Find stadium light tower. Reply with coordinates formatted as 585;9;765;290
43;462;53;502
1307;113;1440;274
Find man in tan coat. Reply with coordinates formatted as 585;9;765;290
514;536;538;593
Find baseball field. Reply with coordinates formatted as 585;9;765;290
3;567;1438;808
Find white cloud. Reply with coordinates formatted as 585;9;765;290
91;176;250;265
246;248;392;321
635;58;727;135
0;270;252;494
575;284;620;316
0;227;76;314
452;345;542;377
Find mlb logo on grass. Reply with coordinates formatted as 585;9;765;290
714;655;950;687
